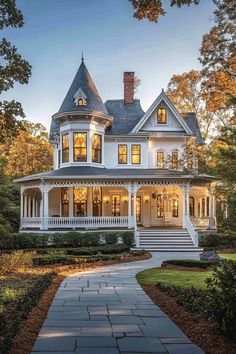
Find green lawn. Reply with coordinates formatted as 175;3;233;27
136;268;212;289
219;253;236;260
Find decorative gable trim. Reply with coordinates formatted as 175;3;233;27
131;90;193;135
73;87;87;106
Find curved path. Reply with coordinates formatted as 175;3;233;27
32;252;204;354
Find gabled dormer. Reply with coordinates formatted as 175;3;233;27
131;90;193;136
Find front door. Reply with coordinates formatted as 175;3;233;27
151;194;164;225
132;195;142;224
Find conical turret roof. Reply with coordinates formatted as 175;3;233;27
58;59;108;115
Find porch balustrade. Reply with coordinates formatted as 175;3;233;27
190;216;210;228
21;216;133;230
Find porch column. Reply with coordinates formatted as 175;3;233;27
133;190;137;231
35;200;38;217
40;196;43;230
20;189;24;220
208;187;216;229
69;187;74;217
182;184;190;228
28;196;31;217
128;186;132;229
24;194;27;217
43;191;49;229
32;197;36;218
87;186;93;217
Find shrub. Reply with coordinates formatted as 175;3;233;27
204;259;236;337
66;244;129;256
156;282;207;314
102;232;119;245
121;231;134;246
0;251;34;274
33;255;74;266
131;250;146;257
162;259;216;269
200;251;221;264
199;233;236;249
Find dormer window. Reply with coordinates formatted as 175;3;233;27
73;88;87;106
157;107;167;124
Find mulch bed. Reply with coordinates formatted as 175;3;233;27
142;284;236;354
7;251;151;354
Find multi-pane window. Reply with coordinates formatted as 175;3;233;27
74;187;87;216
171;151;178;169
131;145;141;164
62;134;69;163
92;187;102;216
118;145;127;164
157;194;164;218
92;134;102;163
157;107;167;124
172;198;179;217
112;194;121;216
73;132;87;162
61;187;69;217
157;152;165;168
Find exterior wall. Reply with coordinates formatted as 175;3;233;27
104;140;148;169
148;137;185;169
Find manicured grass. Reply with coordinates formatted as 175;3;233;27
219;253;236;260
136;268;212;289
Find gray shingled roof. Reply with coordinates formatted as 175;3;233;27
181;112;204;144
14;166;217;183
58;60;108;115
105;99;145;134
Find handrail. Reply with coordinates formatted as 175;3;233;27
186;216;198;247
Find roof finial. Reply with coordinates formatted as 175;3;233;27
81;51;84;62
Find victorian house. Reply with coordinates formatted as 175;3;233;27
15;58;217;250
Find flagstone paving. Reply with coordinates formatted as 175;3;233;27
32;252;205;354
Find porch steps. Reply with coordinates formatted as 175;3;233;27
139;229;203;252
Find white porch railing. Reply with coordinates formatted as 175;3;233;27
186;216;198;247
191;217;209;228
21;216;133;230
21;217;41;228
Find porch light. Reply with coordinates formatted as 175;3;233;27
103;196;109;204
144;196;149;203
123;196;128;203
152;192;157;199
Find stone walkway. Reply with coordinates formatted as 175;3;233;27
32;252;204;354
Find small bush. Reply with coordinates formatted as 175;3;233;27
0;251;34;274
121;231;134;246
162;259;216;269
200;251;221;264
199;233;236;249
204;259;236;337
131;250;146;257
102;232;119;245
66;244;129;256
33;255;74;266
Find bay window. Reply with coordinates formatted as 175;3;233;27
62;134;69;163
73;132;87;162
92;134;102;163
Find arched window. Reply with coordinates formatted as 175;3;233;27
189;197;195;217
93;187;102;216
157;151;165;168
78;98;84;106
172;198;179;217
73;187;87;217
61;187;69;217
157;107;167;124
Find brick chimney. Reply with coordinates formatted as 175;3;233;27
123;72;134;104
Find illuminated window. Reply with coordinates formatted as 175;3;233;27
112;194;121;216
131;145;141;164
74;187;87;216
172;198;179;217
73;132;87;162
118;145;127;164
189;197;195;217
78;98;84;106
157;152;165;168
61;187;69;217
92;134;102;163
171;151;178;169
62;134;69;163
93;187;102;216
157;194;164;218
157;107;167;124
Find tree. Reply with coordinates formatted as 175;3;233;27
134;75;141;96
199;0;236;110
0;0;32;144
129;0;200;23
166;69;234;138
3;121;53;178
